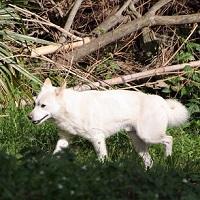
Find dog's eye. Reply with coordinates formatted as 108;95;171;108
41;104;46;108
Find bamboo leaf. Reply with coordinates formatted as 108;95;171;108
0;30;55;45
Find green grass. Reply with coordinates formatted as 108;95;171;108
0;105;200;200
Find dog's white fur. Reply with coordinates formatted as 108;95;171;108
29;78;189;168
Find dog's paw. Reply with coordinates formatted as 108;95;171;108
53;149;61;155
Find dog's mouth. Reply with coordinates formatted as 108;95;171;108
32;114;49;125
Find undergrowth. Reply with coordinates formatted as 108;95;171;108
0;105;199;200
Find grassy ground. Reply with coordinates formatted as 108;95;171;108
0;106;200;200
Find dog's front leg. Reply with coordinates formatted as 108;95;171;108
53;132;72;154
91;136;108;161
53;138;69;154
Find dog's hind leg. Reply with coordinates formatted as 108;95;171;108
135;107;173;158
161;135;173;157
90;135;108;161
128;132;153;169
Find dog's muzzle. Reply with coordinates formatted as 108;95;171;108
28;114;49;124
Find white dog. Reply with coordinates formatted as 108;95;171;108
28;78;189;168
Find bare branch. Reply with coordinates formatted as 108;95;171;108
146;0;172;16
117;0;133;14
129;1;155;46
92;0;132;36
59;0;84;43
154;14;200;25
64;13;200;63
22;19;83;41
31;37;91;57
65;17;148;63
72;61;200;91
129;0;141;18
92;15;128;36
28;0;138;56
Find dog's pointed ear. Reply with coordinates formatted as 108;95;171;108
55;81;66;96
43;78;52;87
61;81;66;90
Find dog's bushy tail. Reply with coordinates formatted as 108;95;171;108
166;99;189;127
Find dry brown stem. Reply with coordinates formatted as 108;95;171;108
129;1;155;45
31;37;91;57
92;0;134;35
163;23;198;66
65;12;200;63
10;4;82;41
146;0;172;16
31;0;138;57
72;60;200;91
59;0;84;43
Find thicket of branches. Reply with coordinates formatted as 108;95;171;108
0;0;200;104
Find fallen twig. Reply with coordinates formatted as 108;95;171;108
31;37;91;57
72;60;200;91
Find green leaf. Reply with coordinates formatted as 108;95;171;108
188;103;200;115
180;87;188;97
0;30;55;45
183;65;193;72
176;51;195;63
186;42;200;52
162;87;171;93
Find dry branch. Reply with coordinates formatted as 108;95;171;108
146;0;172;16
31;0;138;57
65;13;200;63
129;1;155;47
72;60;200;91
59;0;84;43
154;14;200;25
129;0;141;18
92;0;133;35
31;37;91;57
64;0;173;62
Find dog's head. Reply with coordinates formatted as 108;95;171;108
28;78;66;125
